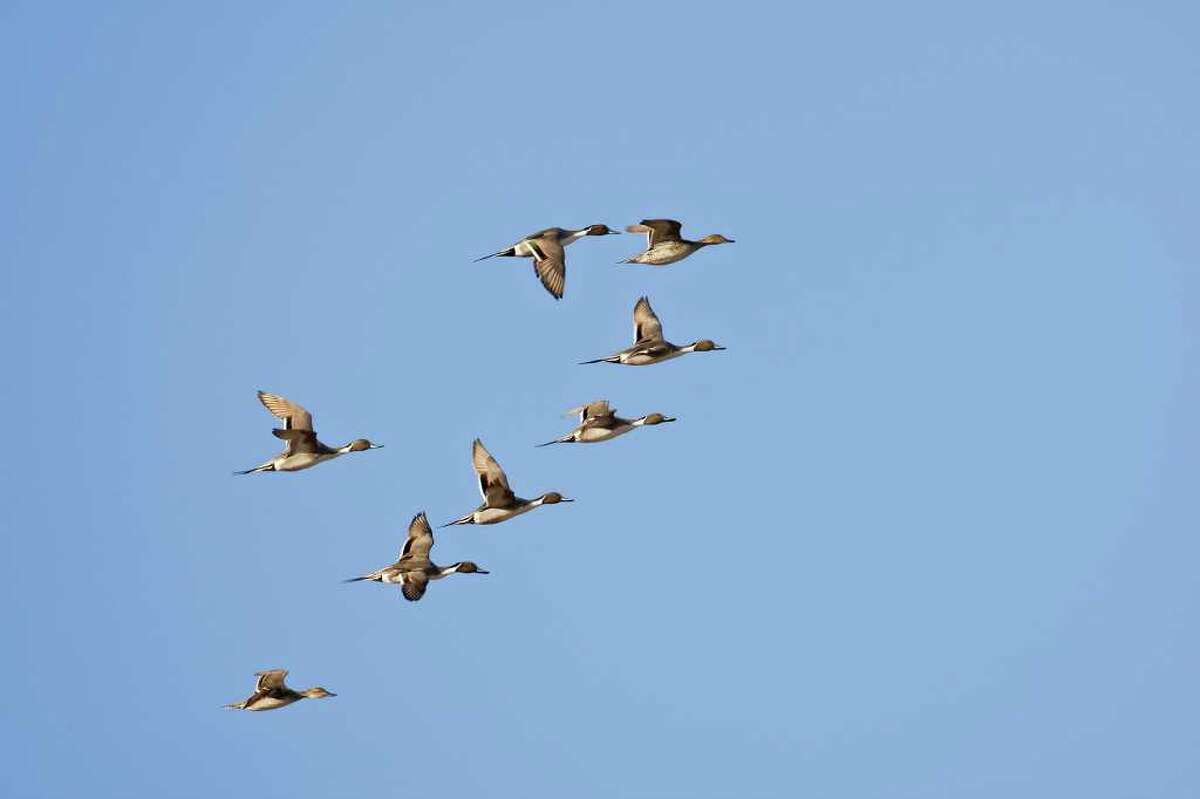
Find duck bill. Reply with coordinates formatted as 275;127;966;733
663;417;678;423
476;569;490;575
369;443;384;449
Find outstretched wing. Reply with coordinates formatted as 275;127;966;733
254;669;288;692
566;400;615;426
271;427;320;455
626;219;683;248
632;296;664;343
257;392;315;432
401;572;429;602
532;237;566;300
398;512;434;566
472;438;516;507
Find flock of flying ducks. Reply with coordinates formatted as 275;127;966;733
225;218;732;711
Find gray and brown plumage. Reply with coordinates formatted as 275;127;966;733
235;391;382;474
579;296;725;366
474;224;620;299
538;400;677;445
620;219;734;266
344;512;488;601
224;669;336;711
443;439;573;526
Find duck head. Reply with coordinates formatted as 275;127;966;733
641;413;677;425
585;224;620;236
342;439;384;453
302;687;336;699
539;492;574;505
699;233;735;245
454;561;490;575
691;339;726;352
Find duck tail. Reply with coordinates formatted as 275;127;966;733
474;247;515;262
439;513;475;528
536;436;571;447
342;575;371;583
223;701;246;710
578;355;619;365
233;462;274;475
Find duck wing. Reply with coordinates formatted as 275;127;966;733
271;428;321;455
625;219;682;248
401;572;429;602
254;669;288;692
632;296;664;343
257;391;314;431
531;236;566;300
398;512;434;567
472;438;516;508
566;400;615;427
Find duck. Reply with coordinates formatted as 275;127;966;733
474;224;620;299
538;400;676;445
345;512;488;601
236;391;382;474
620;219;733;266
224;669;335;711
580;296;725;366
444;439;573;526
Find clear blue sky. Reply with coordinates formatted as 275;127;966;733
3;2;1198;796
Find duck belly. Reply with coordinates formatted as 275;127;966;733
247;696;295;711
621;350;683;366
276;453;332;471
579;425;631;442
636;242;694;265
474;506;529;525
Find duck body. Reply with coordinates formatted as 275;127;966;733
444;439;572;526
621;219;733;266
459;497;543;525
624;239;703;266
225;669;335;712
580;297;724;367
475;224;619;299
346;512;488;601
236;391;381;475
539;401;676;445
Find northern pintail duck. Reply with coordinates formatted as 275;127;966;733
620;219;733;266
580;296;725;366
236;391;382;474
345;512;488;601
475;224;619;299
538;400;676;446
445;439;573;526
224;669;335;711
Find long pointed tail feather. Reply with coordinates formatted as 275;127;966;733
474;247;516;262
233;463;274;475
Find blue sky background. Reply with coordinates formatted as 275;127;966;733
3;2;1198;796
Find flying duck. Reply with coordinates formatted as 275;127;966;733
444;439;573;526
236;391;382;474
345;512;488;601
538;400;676;445
620;219;733;265
580;296;725;366
224;669;335;711
475;224;619;299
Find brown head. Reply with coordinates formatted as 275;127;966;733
540;492;574;505
642;413;677;425
692;339;726;352
586;224;619;236
454;561;490;574
302;687;336;699
345;438;383;453
699;233;735;245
